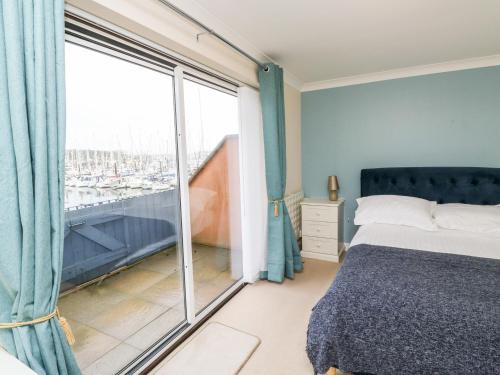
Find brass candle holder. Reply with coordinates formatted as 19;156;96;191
328;176;339;201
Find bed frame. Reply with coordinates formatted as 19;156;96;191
325;167;500;375
361;167;500;204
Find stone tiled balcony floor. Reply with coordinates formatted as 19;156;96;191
58;244;236;375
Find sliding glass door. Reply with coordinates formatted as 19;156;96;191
60;18;244;374
60;42;186;374
183;79;243;313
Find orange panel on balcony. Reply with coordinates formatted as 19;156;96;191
189;135;241;249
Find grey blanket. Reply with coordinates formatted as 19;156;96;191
306;244;500;375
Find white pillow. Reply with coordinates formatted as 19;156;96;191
434;203;500;234
354;195;437;231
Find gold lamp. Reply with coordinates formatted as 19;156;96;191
328;176;339;201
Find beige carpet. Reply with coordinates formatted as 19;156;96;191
154;322;260;375
153;258;341;375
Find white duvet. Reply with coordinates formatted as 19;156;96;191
350;223;500;260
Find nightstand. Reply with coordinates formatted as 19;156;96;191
300;198;344;262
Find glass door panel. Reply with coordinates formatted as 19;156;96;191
59;42;185;374
183;79;243;313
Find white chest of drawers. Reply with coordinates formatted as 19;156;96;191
300;198;344;262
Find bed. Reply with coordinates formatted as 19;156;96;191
306;167;500;375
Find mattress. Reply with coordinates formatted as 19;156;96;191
350;223;500;260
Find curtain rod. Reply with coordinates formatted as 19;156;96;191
157;0;268;70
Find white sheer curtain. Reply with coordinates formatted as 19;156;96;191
238;86;268;282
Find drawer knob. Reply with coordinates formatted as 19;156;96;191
316;229;320;232
315;212;320;216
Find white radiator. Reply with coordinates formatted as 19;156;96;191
284;191;304;238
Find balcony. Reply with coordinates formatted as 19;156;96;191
59;136;241;374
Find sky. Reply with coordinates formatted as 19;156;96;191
65;42;239;156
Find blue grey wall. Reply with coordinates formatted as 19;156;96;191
302;66;500;241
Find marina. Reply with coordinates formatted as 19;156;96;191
64;148;207;210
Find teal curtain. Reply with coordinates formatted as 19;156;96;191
259;64;303;282
0;1;80;374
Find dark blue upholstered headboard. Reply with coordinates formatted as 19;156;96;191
361;167;500;205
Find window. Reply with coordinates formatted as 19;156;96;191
59;18;244;374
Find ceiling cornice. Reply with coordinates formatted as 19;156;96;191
283;70;304;91
301;54;500;92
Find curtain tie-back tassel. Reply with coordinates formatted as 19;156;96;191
0;307;75;346
56;308;76;346
270;199;284;217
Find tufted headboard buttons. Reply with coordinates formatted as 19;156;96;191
361;167;500;205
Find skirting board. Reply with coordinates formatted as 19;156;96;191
301;244;345;263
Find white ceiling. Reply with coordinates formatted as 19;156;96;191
179;0;500;87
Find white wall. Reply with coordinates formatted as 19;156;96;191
284;83;302;195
